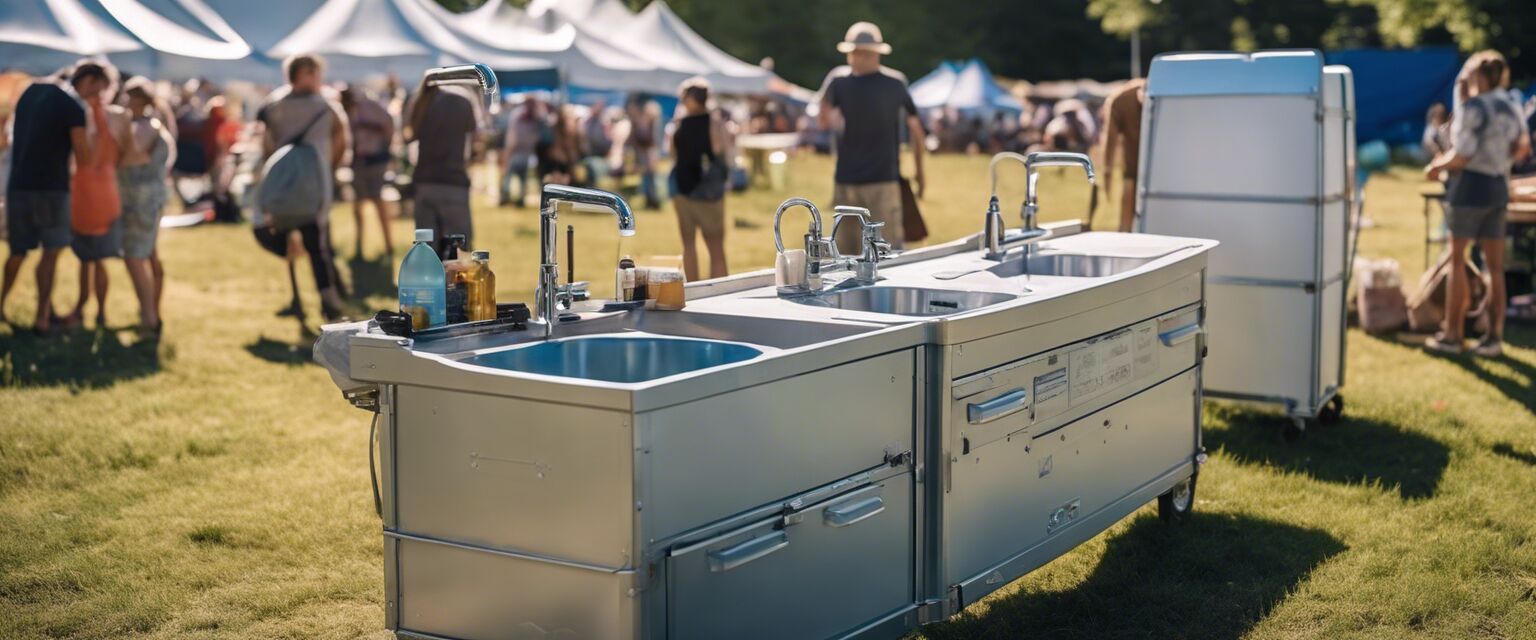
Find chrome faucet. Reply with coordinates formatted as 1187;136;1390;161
983;151;1095;260
772;197;834;295
830;206;890;286
538;185;636;337
422;63;499;112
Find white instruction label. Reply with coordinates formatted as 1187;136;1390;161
1133;322;1158;379
1069;328;1135;405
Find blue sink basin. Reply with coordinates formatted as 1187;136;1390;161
463;335;763;383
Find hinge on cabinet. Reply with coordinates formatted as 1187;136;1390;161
344;386;380;412
884;448;914;468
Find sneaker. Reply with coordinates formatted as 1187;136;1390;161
1472;338;1503;358
1424;333;1464;354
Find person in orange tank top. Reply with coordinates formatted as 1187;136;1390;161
64;92;130;329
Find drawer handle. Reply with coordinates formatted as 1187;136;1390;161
1158;323;1202;347
824;496;885;528
707;532;789;572
967;388;1028;424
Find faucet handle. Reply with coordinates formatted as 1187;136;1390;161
557;281;590;307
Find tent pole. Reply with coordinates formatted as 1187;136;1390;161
1130;30;1141;79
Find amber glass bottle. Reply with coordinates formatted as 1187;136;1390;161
468;250;497;321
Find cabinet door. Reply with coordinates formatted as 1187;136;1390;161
667;475;913;640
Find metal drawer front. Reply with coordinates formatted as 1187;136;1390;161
393;537;635;639
667;475;913;640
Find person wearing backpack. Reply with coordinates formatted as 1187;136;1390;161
1424;52;1524;357
254;54;350;321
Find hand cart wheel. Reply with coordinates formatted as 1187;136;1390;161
1158;474;1197;523
1317;394;1345;426
1284;417;1308;442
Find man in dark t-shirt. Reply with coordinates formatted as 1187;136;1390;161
817;21;926;253
409;84;478;255
2;61;112;335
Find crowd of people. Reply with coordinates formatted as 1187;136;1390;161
2;62;174;336
0;25;1158;338
28;27;1494;339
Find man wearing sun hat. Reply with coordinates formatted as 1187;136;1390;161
817;21;926;255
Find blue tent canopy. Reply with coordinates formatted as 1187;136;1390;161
1324;47;1459;146
909;58;1022;114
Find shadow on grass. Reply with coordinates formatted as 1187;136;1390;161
1205;406;1450;500
922;513;1345;640
0;327;160;389
1492;442;1536;466
244;336;316;366
346;255;396;302
1368;324;1535;415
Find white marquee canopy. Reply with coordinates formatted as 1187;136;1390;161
0;0;783;94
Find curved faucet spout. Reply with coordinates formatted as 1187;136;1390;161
773;197;823;253
989;151;1031;196
983;151;1096;261
542;184;635;236
424;63;498;94
537;185;636;337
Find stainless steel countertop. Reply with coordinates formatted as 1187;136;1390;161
349;226;1217;412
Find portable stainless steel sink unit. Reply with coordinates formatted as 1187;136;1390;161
1138;50;1355;438
321;176;1218;639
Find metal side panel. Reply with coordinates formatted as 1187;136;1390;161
1143;198;1321;284
639;349;915;541
666;474;914;640
392;385;635;569
1142;95;1319;197
956;460;1195;609
945;368;1199;586
394;536;636;639
1200;282;1314;409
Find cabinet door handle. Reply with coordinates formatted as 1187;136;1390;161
707;532;789;572
1158;323;1202;347
824;496;885;528
967;388;1028;424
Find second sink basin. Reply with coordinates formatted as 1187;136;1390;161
462;334;764;383
794;286;1016;317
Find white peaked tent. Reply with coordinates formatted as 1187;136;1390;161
524;0;772;95
0;0;144;75
202;0;322;55
269;0;553;83
427;0;668;93
86;0;280;80
629;1;771;94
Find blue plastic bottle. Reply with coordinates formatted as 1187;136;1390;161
399;229;446;328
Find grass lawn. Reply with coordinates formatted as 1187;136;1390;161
2;153;1534;639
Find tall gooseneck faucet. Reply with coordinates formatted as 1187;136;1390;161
773;198;832;295
983;152;1095;260
538;185;636;337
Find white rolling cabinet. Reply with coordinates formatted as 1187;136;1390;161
1138;50;1354;437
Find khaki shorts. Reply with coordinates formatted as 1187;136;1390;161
674;195;725;240
832;181;903;255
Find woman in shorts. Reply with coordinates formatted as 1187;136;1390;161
64;86;130;330
1424;53;1524;356
119;78;175;333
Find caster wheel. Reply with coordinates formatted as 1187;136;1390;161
1317;395;1345;426
1283;417;1308;442
1158;474;1197;523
